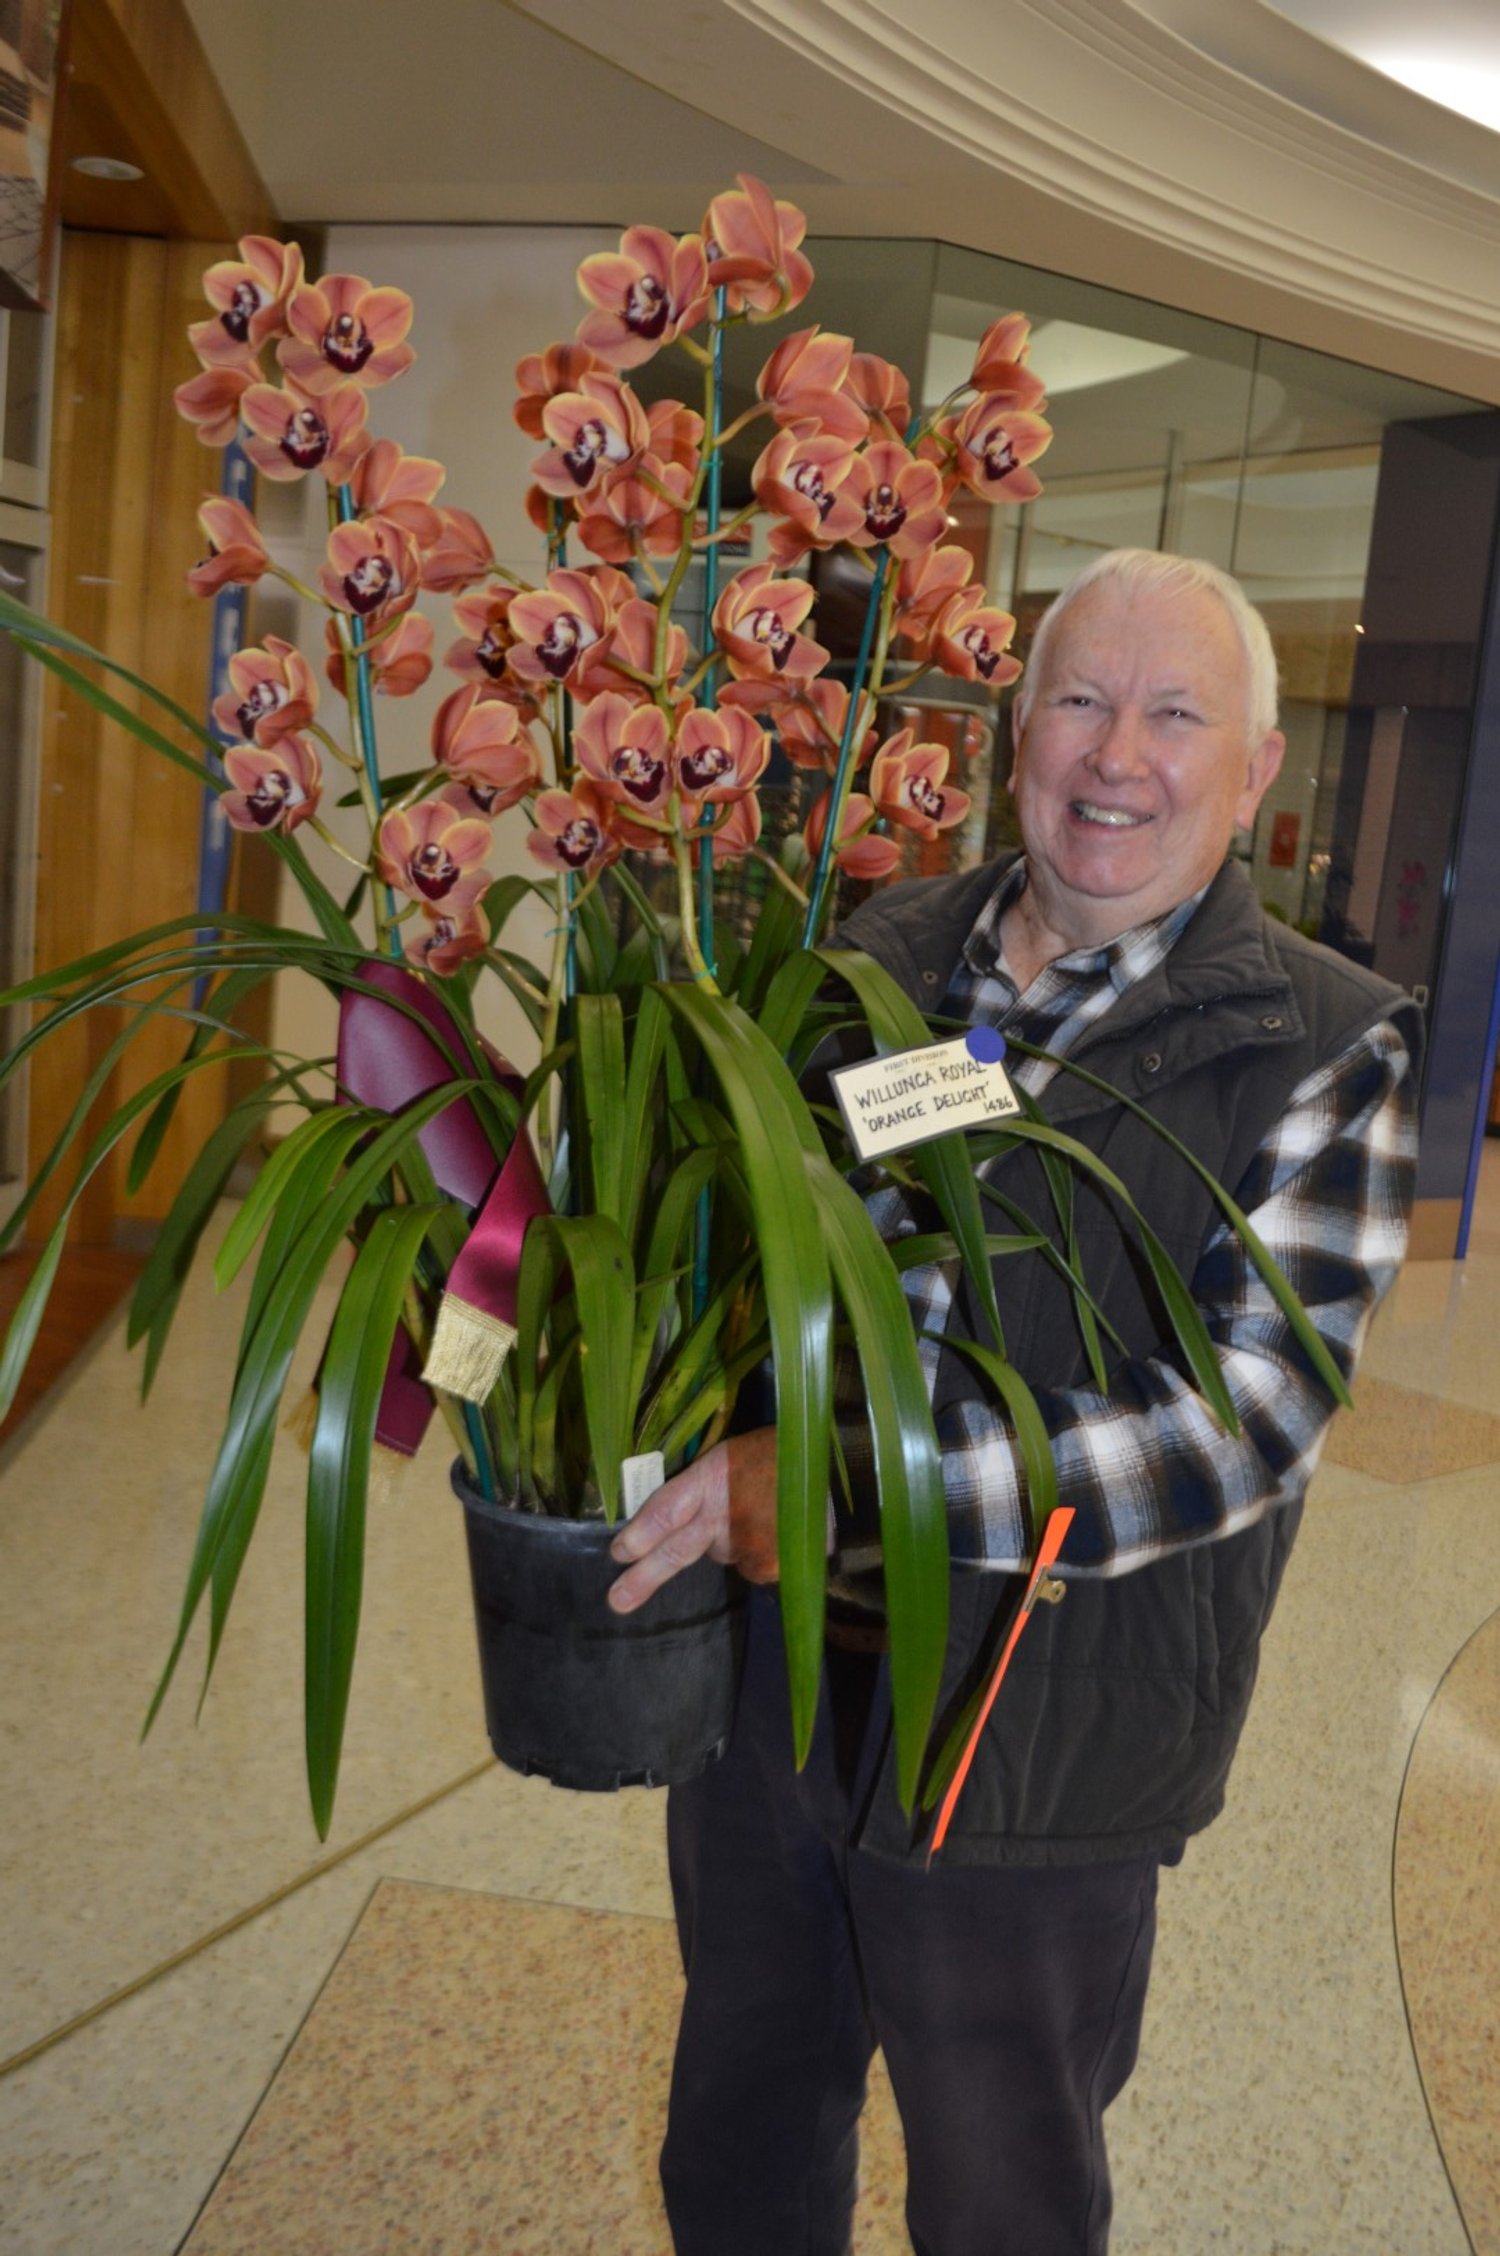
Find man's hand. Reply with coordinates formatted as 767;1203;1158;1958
607;1427;779;1613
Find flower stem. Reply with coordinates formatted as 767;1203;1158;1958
330;486;402;957
801;546;897;946
308;817;371;872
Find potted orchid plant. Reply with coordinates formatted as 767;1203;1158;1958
0;178;1328;1840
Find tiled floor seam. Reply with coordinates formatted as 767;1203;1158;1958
0;1757;495;2081
1386;1615;1497;2256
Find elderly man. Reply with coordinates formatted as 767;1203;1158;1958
609;550;1421;2256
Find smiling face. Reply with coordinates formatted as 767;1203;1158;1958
1005;577;1285;976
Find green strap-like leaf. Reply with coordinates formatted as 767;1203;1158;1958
815;947;1005;1352
804;1146;949;1813
939;1333;1059;1558
618;986;668;1252
757;947;827;1058
0;1048;270;1423
214;1110;363;1292
144;1083;486;1735
129;1090;280;1395
305;1202;443;1836
531;1213;636;1522
1001;1035;1355;1409
972;1115;1240;1433
126;966;277;1197
660;986;834;1764
630;1144;720;1404
576;993;629;1227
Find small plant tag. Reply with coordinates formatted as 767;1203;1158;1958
620;1450;666;1520
831;1026;1020;1162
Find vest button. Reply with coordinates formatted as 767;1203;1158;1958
1140;1050;1162;1074
1261;1012;1285;1031
922;970;938;985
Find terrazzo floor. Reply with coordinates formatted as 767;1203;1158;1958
1;1145;1498;2255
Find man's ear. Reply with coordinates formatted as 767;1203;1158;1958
1008;695;1027;789
1236;728;1285;832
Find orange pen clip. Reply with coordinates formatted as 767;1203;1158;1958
928;1507;1076;1860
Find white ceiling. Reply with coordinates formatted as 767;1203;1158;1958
1271;0;1500;128
175;0;1500;406
181;0;831;226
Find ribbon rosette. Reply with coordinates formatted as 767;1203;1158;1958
336;960;551;1442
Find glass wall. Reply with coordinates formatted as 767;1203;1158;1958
632;239;1494;1022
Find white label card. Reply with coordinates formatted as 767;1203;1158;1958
620;1450;666;1520
830;1029;1021;1162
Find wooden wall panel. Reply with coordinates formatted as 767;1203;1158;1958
27;230;248;1241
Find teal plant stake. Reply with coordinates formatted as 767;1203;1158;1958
335;483;403;956
690;289;730;1338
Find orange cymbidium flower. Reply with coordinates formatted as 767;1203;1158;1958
347;440;446;550
575;693;674;817
930;587;1023;688
756;328;867;445
969;314;1048;412
186;496;270;598
533;373;652;500
647;398;705;474
675;705;770;806
279;274;416;394
869;730;971;841
572;594;687;708
949;397;1052;506
707;792;763;864
221;733;322;837
370;611;434;698
212;636;318;746
713;562;828;684
576;455;693;563
377;800;492;906
893;545;975;653
722;678;876;775
241;379;369;484
419;508;496;595
514;342;605;440
509;565;632;687
432;684;542;815
803;789;901;881
751;430;862;553
201;236;304;355
406;872;491;978
842;353;912;442
318;518;421;621
173;366;252;446
577;226;712;369
444;589;520;687
325;612;434;699
840;442;949;559
703;174;813;319
528;779;624;875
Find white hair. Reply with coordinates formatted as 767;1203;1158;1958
1015;549;1280;741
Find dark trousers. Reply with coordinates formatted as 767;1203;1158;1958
661;1590;1162;2256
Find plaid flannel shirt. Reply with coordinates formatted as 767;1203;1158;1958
845;859;1418;1581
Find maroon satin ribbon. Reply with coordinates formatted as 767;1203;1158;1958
336;960;549;1453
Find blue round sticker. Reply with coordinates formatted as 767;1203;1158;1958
965;1025;1007;1063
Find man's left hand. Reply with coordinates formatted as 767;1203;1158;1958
607;1427;779;1613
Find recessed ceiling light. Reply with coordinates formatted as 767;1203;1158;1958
1365;53;1500;133
71;155;145;181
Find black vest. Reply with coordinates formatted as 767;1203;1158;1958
833;855;1422;1866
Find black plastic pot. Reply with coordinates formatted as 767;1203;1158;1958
452;1462;746;1791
